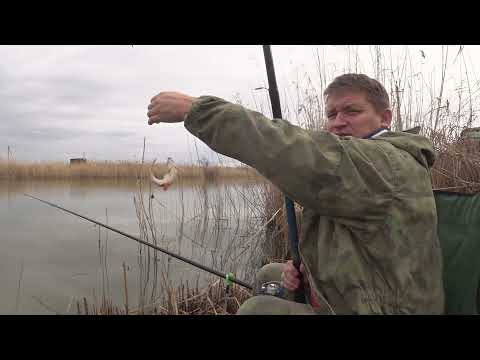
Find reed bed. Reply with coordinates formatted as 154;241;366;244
0;160;263;182
76;279;251;315
129;156;271;313
431;137;480;194
67;148;274;315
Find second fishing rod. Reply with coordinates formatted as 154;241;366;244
23;193;253;290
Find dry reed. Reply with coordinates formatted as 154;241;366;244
431;137;480;194
0;160;263;183
76;279;251;315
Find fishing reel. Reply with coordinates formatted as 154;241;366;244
259;281;285;298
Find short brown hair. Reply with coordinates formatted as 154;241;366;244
324;73;390;113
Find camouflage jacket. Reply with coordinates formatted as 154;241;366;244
184;96;445;315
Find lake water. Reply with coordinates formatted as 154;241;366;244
0;179;267;314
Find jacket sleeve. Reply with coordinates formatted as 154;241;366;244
184;96;395;223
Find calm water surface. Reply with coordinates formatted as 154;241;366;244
0;180;264;314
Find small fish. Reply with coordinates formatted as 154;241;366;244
150;157;178;191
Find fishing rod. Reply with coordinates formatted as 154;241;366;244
23;193;253;290
262;45;305;303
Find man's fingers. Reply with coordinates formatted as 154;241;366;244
285;277;299;288
281;269;294;280
147;91;193;125
284;272;299;285
280;261;304;291
150;91;171;103
148;114;162;125
281;270;300;290
282;277;299;291
150;93;162;103
286;266;299;278
147;114;155;125
147;109;161;124
147;105;162;120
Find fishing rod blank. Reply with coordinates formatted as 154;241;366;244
23;193;253;290
262;45;305;303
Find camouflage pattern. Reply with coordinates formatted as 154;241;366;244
185;96;445;315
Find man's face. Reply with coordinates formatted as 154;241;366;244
325;90;392;138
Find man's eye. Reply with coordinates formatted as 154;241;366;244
327;113;336;119
347;110;360;114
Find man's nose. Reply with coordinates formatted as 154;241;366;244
331;112;347;127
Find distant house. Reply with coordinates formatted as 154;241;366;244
70;158;87;165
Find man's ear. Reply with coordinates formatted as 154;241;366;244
381;109;392;129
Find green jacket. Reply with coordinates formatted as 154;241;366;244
184;96;445;314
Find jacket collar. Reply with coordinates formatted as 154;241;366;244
363;128;389;139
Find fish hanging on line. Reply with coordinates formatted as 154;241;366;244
150;157;178;191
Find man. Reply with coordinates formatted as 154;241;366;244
147;73;445;315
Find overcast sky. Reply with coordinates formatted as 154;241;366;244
2;45;479;165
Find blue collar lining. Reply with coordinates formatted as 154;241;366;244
363;128;389;139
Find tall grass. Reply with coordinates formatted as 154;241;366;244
73;145;275;315
130;163;268;313
76;279;251;315
0;160;263;183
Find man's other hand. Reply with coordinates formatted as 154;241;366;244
281;260;305;291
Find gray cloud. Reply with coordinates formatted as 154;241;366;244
2;45;479;163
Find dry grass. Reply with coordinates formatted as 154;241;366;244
70;146;271;316
431;137;480;194
76;279;251;315
256;182;303;266
0;160;263;183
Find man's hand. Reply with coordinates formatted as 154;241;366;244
147;92;197;125
281;260;305;291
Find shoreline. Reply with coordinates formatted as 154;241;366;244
0;160;264;182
